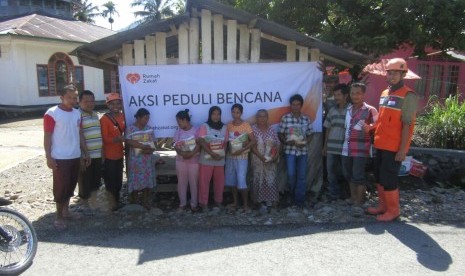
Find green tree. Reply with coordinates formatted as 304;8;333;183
101;1;120;30
73;0;100;23
131;0;174;24
171;0;186;15
223;0;465;57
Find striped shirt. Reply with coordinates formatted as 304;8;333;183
323;105;347;155
79;109;102;159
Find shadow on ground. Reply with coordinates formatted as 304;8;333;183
31;211;461;272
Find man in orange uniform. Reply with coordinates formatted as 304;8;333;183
367;58;418;222
100;93;126;210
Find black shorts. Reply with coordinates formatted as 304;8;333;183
374;149;401;191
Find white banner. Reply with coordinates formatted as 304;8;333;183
119;62;322;137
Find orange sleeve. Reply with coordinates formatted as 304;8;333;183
100;116;114;145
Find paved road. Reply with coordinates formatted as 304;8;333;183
0;118;43;172
24;222;464;275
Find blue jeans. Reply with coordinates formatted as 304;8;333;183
326;153;343;199
285;154;307;205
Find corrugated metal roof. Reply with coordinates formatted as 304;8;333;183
73;0;370;66
0;13;115;43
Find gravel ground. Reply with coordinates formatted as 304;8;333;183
1;116;465;233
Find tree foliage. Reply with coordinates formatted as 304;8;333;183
218;0;465;57
101;1;120;30
72;0;100;24
131;0;175;24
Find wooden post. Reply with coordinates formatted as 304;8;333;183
133;40;145;65
250;29;260;63
189;17;199;64
239;24;250;63
213;14;224;64
310;48;320;62
287;41;296;62
178;23;189;64
122;43;134;66
155;32;167;65
201;9;212;64
227;20;237;64
145;35;156;65
299;47;309;62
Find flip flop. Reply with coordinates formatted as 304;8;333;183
54;220;68;231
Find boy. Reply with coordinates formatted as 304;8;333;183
278;94;312;208
77;90;103;214
44;84;90;231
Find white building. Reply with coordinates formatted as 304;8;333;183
0;1;115;114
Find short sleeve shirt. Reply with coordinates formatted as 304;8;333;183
323;105;347;155
278;113;312;156
173;126;200;164
226;121;253;160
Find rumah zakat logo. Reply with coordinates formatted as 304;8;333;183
126;73;141;84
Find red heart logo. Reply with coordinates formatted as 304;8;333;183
126;73;141;84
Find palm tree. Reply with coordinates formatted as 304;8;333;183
73;0;100;24
131;0;174;25
101;1;120;30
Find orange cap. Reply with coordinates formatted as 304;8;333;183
386;58;408;72
106;92;121;104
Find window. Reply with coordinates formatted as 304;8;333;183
74;66;84;93
104;69;119;93
55;60;68;95
415;64;429;98
445;65;460;97
37;65;49;96
429;65;443;97
37;52;86;97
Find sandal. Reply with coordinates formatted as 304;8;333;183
54;220;68;231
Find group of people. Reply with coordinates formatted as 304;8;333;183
44;57;417;230
322;58;417;221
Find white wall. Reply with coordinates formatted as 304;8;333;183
0;36;106;106
0;37;20;106
83;65;105;102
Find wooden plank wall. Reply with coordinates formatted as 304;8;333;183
120;8;321;66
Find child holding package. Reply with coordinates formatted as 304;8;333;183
225;104;256;212
173;109;200;212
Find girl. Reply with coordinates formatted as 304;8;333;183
173;109;200;212
225;103;256;212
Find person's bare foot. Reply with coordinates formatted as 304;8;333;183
53;220;67;231
226;203;236;212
